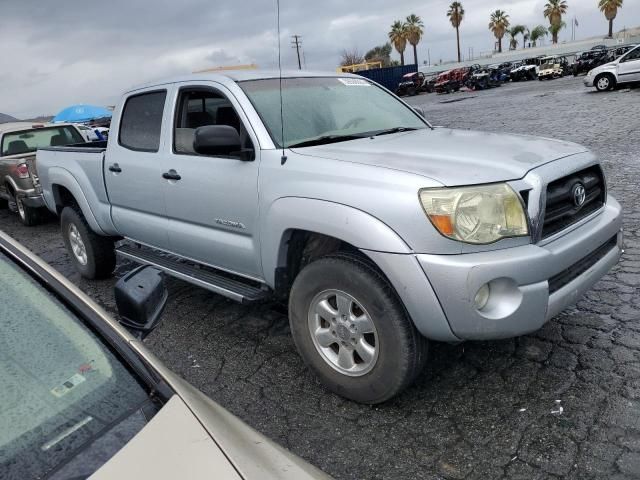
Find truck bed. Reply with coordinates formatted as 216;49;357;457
36;143;117;235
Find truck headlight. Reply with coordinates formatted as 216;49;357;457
419;183;529;244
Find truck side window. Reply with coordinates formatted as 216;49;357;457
119;91;166;152
173;89;253;158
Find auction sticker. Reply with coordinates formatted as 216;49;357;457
51;373;86;398
338;78;371;86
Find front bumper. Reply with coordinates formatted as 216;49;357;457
416;196;622;340
584;75;595;87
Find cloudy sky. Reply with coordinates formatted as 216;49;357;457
1;0;638;118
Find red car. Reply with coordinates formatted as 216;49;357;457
434;67;471;94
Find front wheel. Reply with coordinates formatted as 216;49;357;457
595;74;615;92
60;206;116;279
288;254;428;404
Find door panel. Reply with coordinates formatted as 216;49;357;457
161;83;262;279
618;49;640;83
105;89;172;249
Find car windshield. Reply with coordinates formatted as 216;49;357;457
1;126;84;156
0;252;153;479
239;77;427;148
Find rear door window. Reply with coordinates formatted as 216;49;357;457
119;91;167;152
1;126;84;156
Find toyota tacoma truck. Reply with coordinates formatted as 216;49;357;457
36;70;623;404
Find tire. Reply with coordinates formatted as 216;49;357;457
595;74;615;92
60;206;116;279
288;253;428;404
7;190;40;226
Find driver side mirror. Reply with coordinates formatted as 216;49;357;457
115;266;167;339
194;125;253;160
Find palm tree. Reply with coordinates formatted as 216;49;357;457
388;21;408;66
530;25;548;46
405;14;424;66
447;2;465;63
522;27;530;48
508;28;519;50
599;0;623;38
543;0;568;44
489;10;510;53
511;25;527;49
548;20;566;43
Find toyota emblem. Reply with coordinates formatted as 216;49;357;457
572;183;586;208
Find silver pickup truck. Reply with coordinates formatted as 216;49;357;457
37;70;623;404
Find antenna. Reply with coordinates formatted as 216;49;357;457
277;0;287;165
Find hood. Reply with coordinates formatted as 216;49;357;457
293;128;588;186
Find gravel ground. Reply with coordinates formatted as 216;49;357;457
1;76;639;479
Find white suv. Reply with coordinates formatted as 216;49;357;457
585;44;640;91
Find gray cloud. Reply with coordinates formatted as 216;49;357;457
1;0;638;117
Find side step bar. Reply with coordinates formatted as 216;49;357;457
116;244;270;304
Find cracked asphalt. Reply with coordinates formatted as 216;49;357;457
1;76;639;479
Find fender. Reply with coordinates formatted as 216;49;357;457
46;167;115;236
260;197;458;342
260;197;412;286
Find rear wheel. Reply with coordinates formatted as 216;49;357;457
7;190;40;226
60;206;116;279
288;254;428;404
595;73;615;92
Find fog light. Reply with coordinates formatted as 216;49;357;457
474;284;490;310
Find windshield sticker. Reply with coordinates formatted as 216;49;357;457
51;373;86;398
338;78;371;86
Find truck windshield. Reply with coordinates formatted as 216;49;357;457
239;77;427;148
0;252;153;479
1;125;84;156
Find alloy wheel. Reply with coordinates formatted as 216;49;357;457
68;223;88;265
307;289;379;376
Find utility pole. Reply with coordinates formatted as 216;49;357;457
291;35;302;70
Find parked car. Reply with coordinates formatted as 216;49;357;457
585;44;640;91
0;229;330;480
572;50;610;76
510;60;538;81
608;44;638;61
37;70;623;404
396;71;432;96
0;122;86;225
434;67;470;93
538;59;564;80
467;66;502;90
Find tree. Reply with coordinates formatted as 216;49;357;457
523;27;531;48
489;10;510;53
543;0;568;44
364;43;393;67
340;48;364;67
447;2;465;63
388;20;408;65
510;25;527;49
548;20;566;43
508;28;519;50
405;14;424;66
599;0;623;38
530;25;548;46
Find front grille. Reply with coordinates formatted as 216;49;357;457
542;166;605;239
548;235;617;294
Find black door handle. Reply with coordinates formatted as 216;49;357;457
162;170;181;181
108;163;122;173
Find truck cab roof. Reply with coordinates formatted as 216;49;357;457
127;70;359;93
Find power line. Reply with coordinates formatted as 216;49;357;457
291;35;302;70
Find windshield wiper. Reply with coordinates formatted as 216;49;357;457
371;127;420;137
288;134;366;148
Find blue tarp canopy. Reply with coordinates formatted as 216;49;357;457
52;104;112;123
